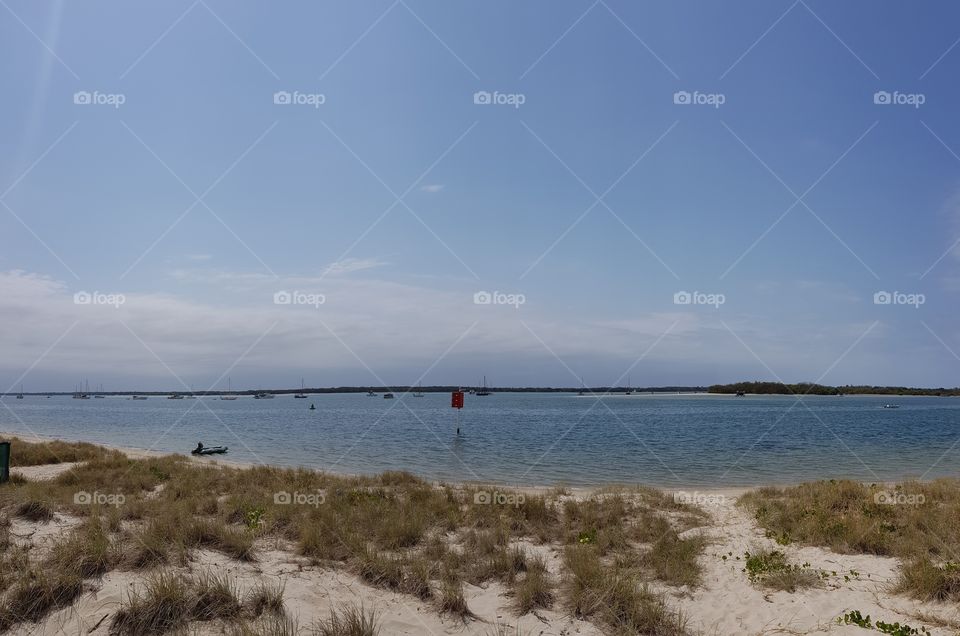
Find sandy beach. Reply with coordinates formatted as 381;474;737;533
1;434;957;635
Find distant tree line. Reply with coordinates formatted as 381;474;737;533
708;381;960;396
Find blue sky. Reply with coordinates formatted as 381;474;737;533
3;0;960;391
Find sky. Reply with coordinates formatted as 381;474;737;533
3;0;960;391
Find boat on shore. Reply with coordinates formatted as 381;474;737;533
191;444;228;456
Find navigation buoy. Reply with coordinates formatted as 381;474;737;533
309;403;316;410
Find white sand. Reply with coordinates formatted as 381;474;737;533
3;435;959;635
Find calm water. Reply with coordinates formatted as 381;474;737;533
1;393;958;487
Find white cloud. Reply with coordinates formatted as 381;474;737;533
420;184;444;193
320;258;387;276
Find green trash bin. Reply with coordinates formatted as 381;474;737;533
0;441;9;484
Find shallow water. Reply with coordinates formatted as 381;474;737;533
1;393;958;487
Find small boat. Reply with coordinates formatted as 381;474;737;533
476;376;492;396
16;384;23;399
413;383;424;397
294;378;308;399
366;390;377;397
168;393;184;400
220;378;238;400
132;395;148;400
309;403;316;410
253;392;275;399
624;376;633;396
383;392;395;399
736;391;745;397
883;404;900;409
191;444;228;456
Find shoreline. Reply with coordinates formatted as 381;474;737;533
0;430;895;498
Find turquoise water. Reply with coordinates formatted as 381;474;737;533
1;393;958;487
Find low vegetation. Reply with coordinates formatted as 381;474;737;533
0;440;707;634
4;437;111;466
740;479;960;601
741;549;821;592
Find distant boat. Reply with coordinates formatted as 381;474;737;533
383;392;395;399
73;380;90;399
578;377;585;396
476;376;492;396
132;395;148;400
413;383;424;397
736;391;745;397
168;393;184;400
883;404;900;409
625;376;633;396
220;378;238;400
253;392;275;399
294;378;308;399
309;403;316;410
94;383;106;398
366;389;377;397
16;384;23;399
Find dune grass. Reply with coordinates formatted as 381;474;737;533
313;602;380;636
0;440;708;634
2;437;112;467
740;479;960;601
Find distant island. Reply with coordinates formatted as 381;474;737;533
708;381;960;397
6;383;960;397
